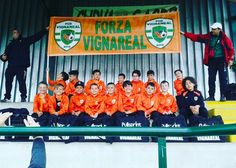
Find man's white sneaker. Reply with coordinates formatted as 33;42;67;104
0;98;11;103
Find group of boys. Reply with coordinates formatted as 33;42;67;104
33;69;189;127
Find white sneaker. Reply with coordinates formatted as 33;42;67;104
0;98;11;103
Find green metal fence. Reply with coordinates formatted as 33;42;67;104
1;124;236;168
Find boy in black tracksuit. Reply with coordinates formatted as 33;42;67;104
179;77;208;121
0;27;48;102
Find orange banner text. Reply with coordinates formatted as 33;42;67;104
47;12;181;56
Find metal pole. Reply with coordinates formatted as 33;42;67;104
46;54;49;84
158;137;167;168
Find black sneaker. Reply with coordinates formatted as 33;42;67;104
205;97;215;101
220;96;226;101
1;98;11;102
21;98;26;102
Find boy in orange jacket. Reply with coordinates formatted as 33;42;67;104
85;69;106;96
32;81;50;126
118;80;138;114
117;80;148;129
131;70;144;95
115;73;125;95
104;83;119;116
69;81;87;126
84;83;109;126
48;84;69;126
145;70;161;94
48;71;68;92
151;80;178;121
137;82;158;119
104;82;119;125
174;69;184;96
174;69;185;107
65;70;79;97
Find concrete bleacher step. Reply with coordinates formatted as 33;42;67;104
1;101;236;142
206;101;236;109
208;108;236;121
206;101;236;121
206;101;236;142
0;102;33;114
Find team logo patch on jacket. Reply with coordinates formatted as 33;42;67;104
55;20;81;51
167;98;171;104
145;18;174;48
194;96;198;101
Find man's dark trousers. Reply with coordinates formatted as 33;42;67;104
4;66;27;99
208;57;228;98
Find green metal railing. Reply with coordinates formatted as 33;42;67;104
1;124;236;168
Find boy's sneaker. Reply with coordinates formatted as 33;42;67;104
205;97;215;101
220;96;226;101
21;98;26;102
1;98;11;103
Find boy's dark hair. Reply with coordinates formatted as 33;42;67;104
60;72;69;81
147;70;155;76
146;82;155;88
38;81;48;86
182;76;198;91
107;82;115;86
54;83;64;89
118;73;126;79
123;80;132;88
13;27;20;32
69;70;79;77
160;80;169;86
90;83;99;89
74;81;84;88
174;69;183;75
132;70;141;77
92;69;101;75
12;28;22;39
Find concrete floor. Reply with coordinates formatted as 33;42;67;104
0;142;236;168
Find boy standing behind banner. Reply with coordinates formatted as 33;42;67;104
115;73;125;95
65;70;80;97
48;84;69;126
174;69;184;96
137;82;158;119
32;82;50;126
131;70;144;95
174;69;185;107
144;70;161;94
85;69;106;96
151;80;178;120
48;71;69;92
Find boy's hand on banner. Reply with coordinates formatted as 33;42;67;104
228;60;233;68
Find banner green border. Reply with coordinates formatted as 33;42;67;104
73;5;178;17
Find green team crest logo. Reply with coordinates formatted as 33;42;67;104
55;21;81;51
146;19;174;48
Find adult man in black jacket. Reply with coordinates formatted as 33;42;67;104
0;27;48;102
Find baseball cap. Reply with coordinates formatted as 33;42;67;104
211;22;222;29
74;81;84;88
